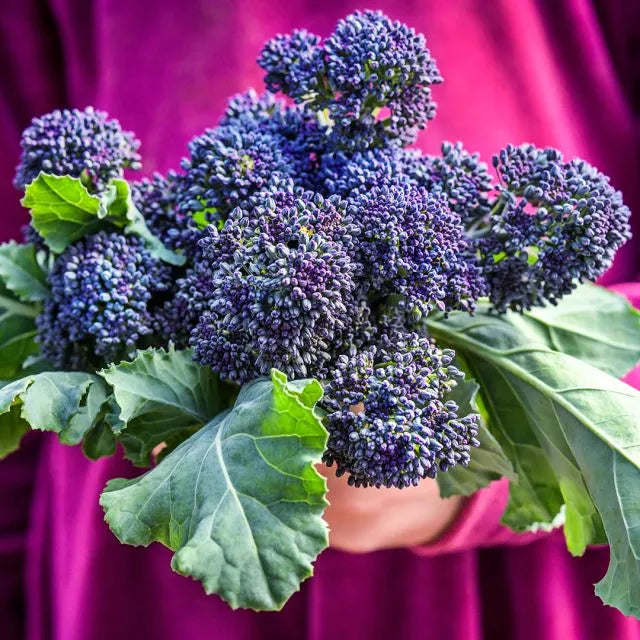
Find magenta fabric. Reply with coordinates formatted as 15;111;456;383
1;1;640;638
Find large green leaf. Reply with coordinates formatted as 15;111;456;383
437;378;516;498
466;357;565;531
21;174;114;252
100;347;232;466
0;371;108;457
20;174;184;265
0;242;49;301
427;308;640;616
520;284;640;377
101;369;328;611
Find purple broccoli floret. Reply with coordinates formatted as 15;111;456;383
37;231;171;369
14;106;141;192
188;186;368;382
258;10;442;150
476;144;632;311
322;331;480;488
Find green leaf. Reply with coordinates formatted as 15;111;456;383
81;395;121;460
0;277;43;391
0;359;52;390
437;379;516;498
521;284;640;377
0;313;39;379
0;279;39;319
0;294;38;319
100;369;328;611
0;371;109;458
21;174;108;252
82;420;117;460
100;347;232;466
469;357;565;531
427;307;640;616
0;242;49;301
98;178;132;220
0;278;41;380
0;404;29;458
111;179;185;266
22;173;185;265
576;435;640;615
105;178;185;266
60;376;110;446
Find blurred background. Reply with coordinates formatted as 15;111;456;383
1;1;639;638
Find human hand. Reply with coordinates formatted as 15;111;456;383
318;464;464;553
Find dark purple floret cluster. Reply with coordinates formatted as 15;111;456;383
322;332;480;488
189;187;367;382
178;91;325;222
37;231;171;370
475;144;632;311
324;11;442;149
154;261;213;348
179;122;292;223
404;141;494;224
23;11;632;490
131;172;202;255
221;90;327;168
260;31;325;102
316;147;412;197
345;184;485;315
258;10;442;150
14;107;141;192
313;141;492;223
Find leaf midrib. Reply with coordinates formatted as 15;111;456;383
427;317;640;471
0;296;38;318
471;358;558;513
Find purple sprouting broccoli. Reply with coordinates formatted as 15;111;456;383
188;184;370;382
259;31;325;102
476;144;632;311
178;121;293;224
322;331;480;488
344;183;485;316
404;141;494;225
14;106;141;192
37;231;171;370
131;172;203;256
177;91;326;222
259;10;442;150
315;146;414;197
153;260;214;349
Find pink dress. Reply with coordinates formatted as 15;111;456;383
1;1;639;638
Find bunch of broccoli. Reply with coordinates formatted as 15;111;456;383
15;10;631;489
